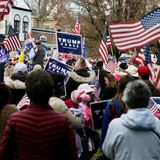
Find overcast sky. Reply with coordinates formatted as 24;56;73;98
14;0;30;9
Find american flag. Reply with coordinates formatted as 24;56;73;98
142;45;157;83
105;57;117;73
16;94;30;110
99;26;109;65
109;8;160;51
148;97;160;114
73;13;80;35
0;0;14;21
134;49;145;65
3;26;22;51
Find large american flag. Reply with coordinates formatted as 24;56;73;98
0;0;14;21
73;13;80;35
3;26;22;51
109;8;160;51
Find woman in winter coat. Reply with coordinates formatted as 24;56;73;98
0;83;18;140
100;73;117;100
66;58;95;98
102;80;160;160
101;75;135;144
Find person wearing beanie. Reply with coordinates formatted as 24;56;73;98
66;58;95;98
138;65;160;97
138;65;150;80
5;62;27;89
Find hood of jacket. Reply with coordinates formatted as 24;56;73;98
69;70;95;83
121;108;160;135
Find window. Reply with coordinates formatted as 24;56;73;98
14;14;21;33
23;16;29;33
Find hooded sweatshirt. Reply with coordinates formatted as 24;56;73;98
102;108;160;160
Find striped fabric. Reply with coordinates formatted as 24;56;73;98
0;0;14;21
73;13;80;35
99;27;109;66
3;26;22;51
16;94;30;110
0;104;78;160
109;8;160;51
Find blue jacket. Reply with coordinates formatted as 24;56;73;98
101;99;120;145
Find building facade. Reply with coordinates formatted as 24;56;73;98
0;6;32;45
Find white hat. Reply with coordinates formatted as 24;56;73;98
125;65;138;77
77;83;95;93
14;62;27;73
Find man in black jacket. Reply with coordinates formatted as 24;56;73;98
33;41;45;68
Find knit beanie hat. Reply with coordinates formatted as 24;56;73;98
137;66;150;76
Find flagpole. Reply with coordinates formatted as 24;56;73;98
107;22;114;57
0;0;10;21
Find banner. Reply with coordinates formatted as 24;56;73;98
90;100;109;129
57;32;82;55
45;58;73;83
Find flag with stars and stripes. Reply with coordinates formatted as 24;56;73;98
148;97;160;115
105;57;117;73
73;13;80;35
142;45;157;83
3;26;22;51
16;94;30;110
99;26;110;66
109;8;160;51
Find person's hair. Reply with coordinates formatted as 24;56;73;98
0;83;11;109
74;58;86;70
49;72;65;97
26;70;54;105
105;73;117;88
140;73;149;80
66;58;76;66
122;80;151;108
116;75;135;96
96;61;103;69
111;75;135;113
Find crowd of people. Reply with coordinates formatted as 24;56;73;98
0;42;160;160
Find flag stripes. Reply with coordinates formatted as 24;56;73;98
99;39;108;65
3;26;22;51
105;59;117;73
0;0;14;20
16;95;30;110
109;8;160;51
73;14;80;35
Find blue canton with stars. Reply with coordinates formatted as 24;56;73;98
143;44;151;64
141;8;160;30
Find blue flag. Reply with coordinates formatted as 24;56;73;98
0;48;9;66
82;36;87;58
